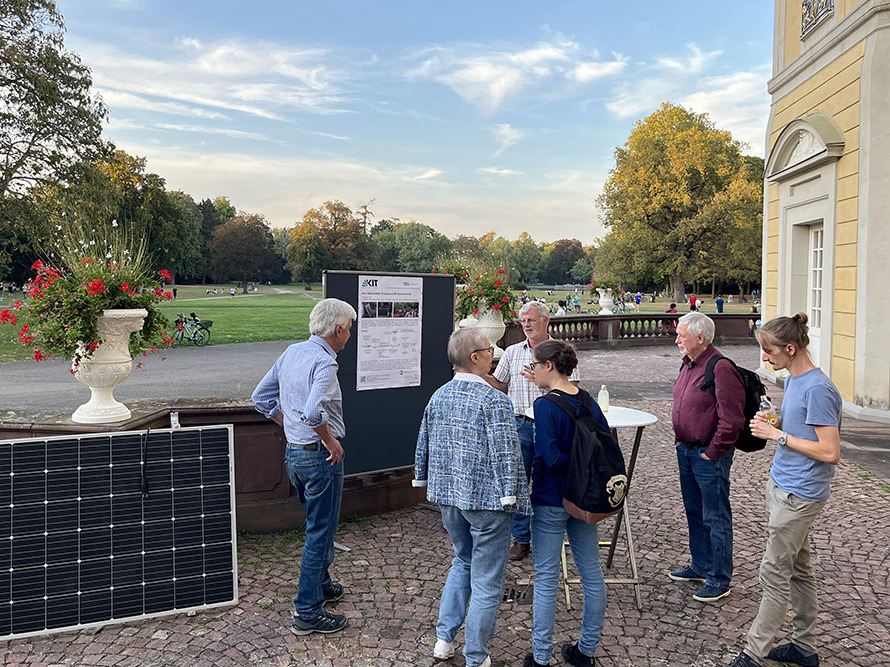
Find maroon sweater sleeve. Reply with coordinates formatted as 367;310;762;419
704;359;746;460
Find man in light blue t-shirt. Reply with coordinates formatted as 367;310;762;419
729;314;842;667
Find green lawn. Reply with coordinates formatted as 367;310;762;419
0;284;322;362
0;281;756;362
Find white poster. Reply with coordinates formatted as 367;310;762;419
357;275;423;391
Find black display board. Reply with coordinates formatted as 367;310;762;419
324;271;455;475
0;426;238;640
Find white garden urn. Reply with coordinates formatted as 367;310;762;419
457;308;506;360
597;288;614;315
71;308;147;424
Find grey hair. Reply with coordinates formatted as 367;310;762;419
678;311;715;345
309;298;357;337
448;327;490;370
520;301;550;319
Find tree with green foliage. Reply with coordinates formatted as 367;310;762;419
212;196;236;223
543;239;585;284
287;219;327;288
598;103;760;300
300;200;372;271
210;213;280;292
510;232;542;284
0;0;107;197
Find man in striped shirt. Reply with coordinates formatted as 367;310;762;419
485;301;579;560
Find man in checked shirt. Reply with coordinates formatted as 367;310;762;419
485;300;579;561
252;298;356;636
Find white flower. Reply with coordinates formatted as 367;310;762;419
106;252;112;259
56;225;62;231
123;250;130;255
89;240;95;246
111;219;118;228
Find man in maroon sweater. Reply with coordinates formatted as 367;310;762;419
670;312;745;603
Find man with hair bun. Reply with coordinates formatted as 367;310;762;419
670;311;746;603
729;313;842;667
252;298;357;636
485;300;580;561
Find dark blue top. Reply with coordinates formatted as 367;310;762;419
531;389;611;507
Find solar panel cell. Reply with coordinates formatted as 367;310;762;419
1;426;236;640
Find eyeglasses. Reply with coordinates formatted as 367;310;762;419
473;346;495;355
529;361;540;370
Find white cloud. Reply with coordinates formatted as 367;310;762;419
156;123;269;141
407;39;624;113
97;89;228;120
478;167;521;176
656;44;722;75
410;168;443;181
606;77;677;119
570;55;628;82
492;123;525;156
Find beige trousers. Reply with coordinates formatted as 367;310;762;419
745;477;826;660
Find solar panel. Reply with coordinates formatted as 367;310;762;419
0;425;238;640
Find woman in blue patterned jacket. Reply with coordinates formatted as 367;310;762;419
414;327;530;667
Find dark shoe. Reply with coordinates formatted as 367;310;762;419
509;542;530;561
523;653;548;666
668;565;705;582
322;582;344;602
693;584;731;602
290;609;347;635
767;643;819;666
561;643;595;666
728;652;761;667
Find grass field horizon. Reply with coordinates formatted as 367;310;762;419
0;282;758;362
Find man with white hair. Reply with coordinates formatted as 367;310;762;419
670;311;745;603
415;327;529;667
486;300;579;561
252;297;357;635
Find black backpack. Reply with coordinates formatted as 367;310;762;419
539;389;628;524
700;355;768;453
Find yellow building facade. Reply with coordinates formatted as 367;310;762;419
764;0;890;421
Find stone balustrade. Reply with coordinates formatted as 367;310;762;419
499;312;758;349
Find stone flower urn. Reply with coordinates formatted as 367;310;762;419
72;308;148;424
597;287;614;315
457;307;506;360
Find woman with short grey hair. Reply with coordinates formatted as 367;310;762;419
447;327;491;370
309;298;358;338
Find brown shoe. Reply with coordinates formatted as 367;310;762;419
509;542;530;561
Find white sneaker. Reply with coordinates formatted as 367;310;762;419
470;658;492;667
434;638;457;660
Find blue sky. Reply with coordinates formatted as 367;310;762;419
60;0;773;243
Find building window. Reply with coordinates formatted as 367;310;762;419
802;0;834;37
809;226;823;329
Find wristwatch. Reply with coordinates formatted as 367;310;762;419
777;433;788;447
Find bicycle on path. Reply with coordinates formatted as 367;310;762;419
173;312;212;347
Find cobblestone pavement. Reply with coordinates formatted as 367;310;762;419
3;345;889;666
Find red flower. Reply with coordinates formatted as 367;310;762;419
0;309;15;326
159;269;173;281
13;300;21;310
462;273;468;279
510;310;517;316
494;280;502;286
478;289;484;295
154;287;164;298
467;290;473;296
87;341;99;351
502;296;509;303
120;282;130;291
472;309;478;315
34;349;48;362
492;304;501;310
163;291;173;300
497;268;505;274
31;260;44;270
136;362;144;369
69;368;77;376
87;279;105;295
29;286;43;298
474;277;481;281
430;269;436;274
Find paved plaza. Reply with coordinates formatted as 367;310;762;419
2;344;889;666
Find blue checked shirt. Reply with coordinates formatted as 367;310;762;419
252;336;345;443
413;373;531;515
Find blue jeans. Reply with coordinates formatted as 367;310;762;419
285;444;344;620
676;444;734;589
512;417;535;544
437;506;512;667
530;505;606;664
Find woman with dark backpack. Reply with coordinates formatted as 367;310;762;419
524;340;607;667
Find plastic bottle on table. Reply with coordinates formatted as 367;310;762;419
759;395;780;427
597;384;610;412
